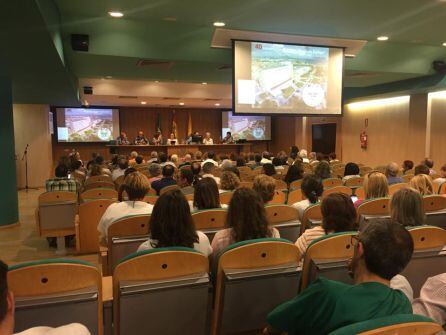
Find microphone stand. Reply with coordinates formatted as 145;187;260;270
21;144;38;192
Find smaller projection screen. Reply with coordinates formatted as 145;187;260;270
222;111;271;141
233;40;344;115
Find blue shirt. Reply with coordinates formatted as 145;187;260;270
151;177;177;195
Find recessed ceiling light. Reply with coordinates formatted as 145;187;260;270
105;75;113;79
108;11;124;18
154;80;159;83
345;54;356;58
213;21;225;27
442;42;446;47
377;36;389;41
202;82;208;85
215;103;220;106
179;102;185;106
141;101;147;105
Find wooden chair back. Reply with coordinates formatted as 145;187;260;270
357;198;390;219
38;191;77;205
85;175;113;185
422;195;446;212
159;184;180;195
289;179;303;190
80;188;118;201
344;177;364;188
270;190;286;205
389;183;408;196
287;188;303;205
76;199;116;253
301;203;322;234
84;181;115;191
355;186;365;199
401;174;414;183
358;322;441;335
265;205;299;224
108;215;150;239
322;178;343;188
275;179;288;190
192;209;227;230
438;182;446;195
143;195;158;205
219;192;233;205
332;167;345;179
322;186;352;198
408;226;446;250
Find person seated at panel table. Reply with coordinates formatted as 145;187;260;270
222;131;234;144
202;132;214;145
134;131;149;145
0;261;92;335
116;131;130;145
152;131;163;145
166;132;177;145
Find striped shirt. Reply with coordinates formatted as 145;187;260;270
45;178;79;193
295;226;326;259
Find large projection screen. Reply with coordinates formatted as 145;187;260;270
233;40;343;115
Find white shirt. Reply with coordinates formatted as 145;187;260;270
112;168;125;181
201;159;218;167
202;173;220;185
167;139;177;145
390;274;414;302
98;201;153;241
137;231;212;256
260;158;272;164
15;324;91;335
160;161;176;167
188;200;228;213
302;158;310;163
291;199;311;220
203;138;214;145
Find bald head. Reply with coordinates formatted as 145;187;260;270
386;162;399;177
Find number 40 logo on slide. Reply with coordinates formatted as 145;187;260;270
255;43;263;50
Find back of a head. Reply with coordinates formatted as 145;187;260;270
236;158;246;167
262;163;276;176
158;152;168;163
184;153;192;161
290;145;299;155
55;164;68;178
224;166;240;178
220;159;233;170
364;171;389;199
253;174;276;203
148;163;161;177
414;164;430;176
150;189;197;248
262;151;270;159
191;162;201;176
118;158;129;170
207;151;215;160
359;219;414;280
122;172;150;200
0;260;8;326
151;151;158;159
321;193;356;233
193;177;220;210
220;171;240;191
202;162;215;174
385;162;399;177
180;168;194;185
94;155;105;165
344;162;360;176
285;164;304;185
409;174;433;195
124;167;137;177
403;160;414;172
171;154;178;163
162;164;175;178
71;160;82;171
227;188;271;242
391;187;425;227
135;156;144;165
329;152;337;160
314;161;331;179
299;149;308;158
301;174;324;204
90;164;103;177
195;151;202;160
130;151;138;159
424;158;434;169
254;153;262;163
272;157;282;167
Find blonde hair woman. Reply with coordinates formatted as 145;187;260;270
390;188;425;227
409;174;433;195
220;171;240;191
355;171;389;207
253;174;276;204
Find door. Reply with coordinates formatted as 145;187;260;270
312;123;336;154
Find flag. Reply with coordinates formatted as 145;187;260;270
187;111;192;136
156;113;161;133
172;110;178;138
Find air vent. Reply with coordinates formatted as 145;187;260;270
137;59;175;69
162;97;181;100
118;96;138;99
217;64;232;70
204;98;220;101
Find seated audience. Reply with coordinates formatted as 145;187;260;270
299;149;310;163
151;165;177;195
291;175;323;219
313;161;331;180
423;158;436;175
262;163;276;177
194;151;203;162
272;157;284;170
192;177;223;211
129;151;138;165
220;171;240;192
178;167;195;195
236;157;246;167
147;151;158;164
93;155;111;175
170;154;179;166
329;152;339;164
191;161;202;186
390;188;425;227
414;164;430;176
137;190;212;256
409;174;433;195
355;171;389;207
45;164;79;193
412;274;446;326
434;164;446;186
112;157;128;181
252;153;262;169
265;219;414;335
147;163;162;184
253;175;276;204
201;151;218;167
224;166;240;178
98;172;153;242
134;155;145;166
179;153;192;168
220;159;233;170
343;162;360;183
284;163;304;187
71;160;85;179
261;151;272;164
402;160;414;174
295;193;356;259
88;164;108;178
158;152;175;167
385;162;404;185
211;188;280;256
202;162;220;185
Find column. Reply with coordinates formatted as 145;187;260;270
0;76;18;226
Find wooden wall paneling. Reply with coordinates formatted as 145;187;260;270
406;94;427;164
429;97;446;166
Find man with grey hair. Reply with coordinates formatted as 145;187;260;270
147;151;158;164
147;163;162;184
202;162;220;185
179;153;192;168
220;159;233;170
385;162;403;185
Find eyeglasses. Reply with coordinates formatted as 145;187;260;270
351;235;360;247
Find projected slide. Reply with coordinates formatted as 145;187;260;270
56;108;120;142
222;112;271;141
234;41;343;115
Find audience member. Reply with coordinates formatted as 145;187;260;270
211;188;279;256
272;157;284;170
179;153;192;168
412;274;446;326
423;158;436;175
220;159;233;170
220;171;240;191
192;177;223;211
329;152;339;164
194;151;203;162
356;171;389;207
158;152;175;167
299;149;309;163
93;156;111;175
402;160;414;174
134;155;145;166
201;151;218;167
191;162;202;186
343;162;360;182
236;157;246;167
391;188;425;227
147;163;162;184
178;168;195;195
202;162;220;185
409;174;433;195
314;161;331;180
295;193;356;259
147;151;158;164
284;163;304;187
433;164;446;186
414;164;430;176
265;219;414;335
45;164;79;193
224;166;240;178
385;162;403;185
253;175;276;204
252;153;262;169
137;190;212;256
262;163;276;177
98;172;153;242
261;151;272;164
291;175;323;219
129;151;138;165
151;165;177;195
112;157;128;181
71;160;85;179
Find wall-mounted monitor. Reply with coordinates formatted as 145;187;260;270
233;40;343;116
56;107;120;143
222;111;271;141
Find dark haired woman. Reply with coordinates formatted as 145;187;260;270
262;163;276;177
284;162;304;187
343;162;360;183
291;175;323;220
295;193;356;259
191;177;226;212
211;188;279;256
138;189;212;256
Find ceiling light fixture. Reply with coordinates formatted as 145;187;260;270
345;54;356;58
154;80;159;83
442;42;446;47
179;102;185;106
105;75;113;79
108;11;124;18
377;36;389;41
215;103;220;106
213;21;225;27
202;82;208;85
141;101;147;105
